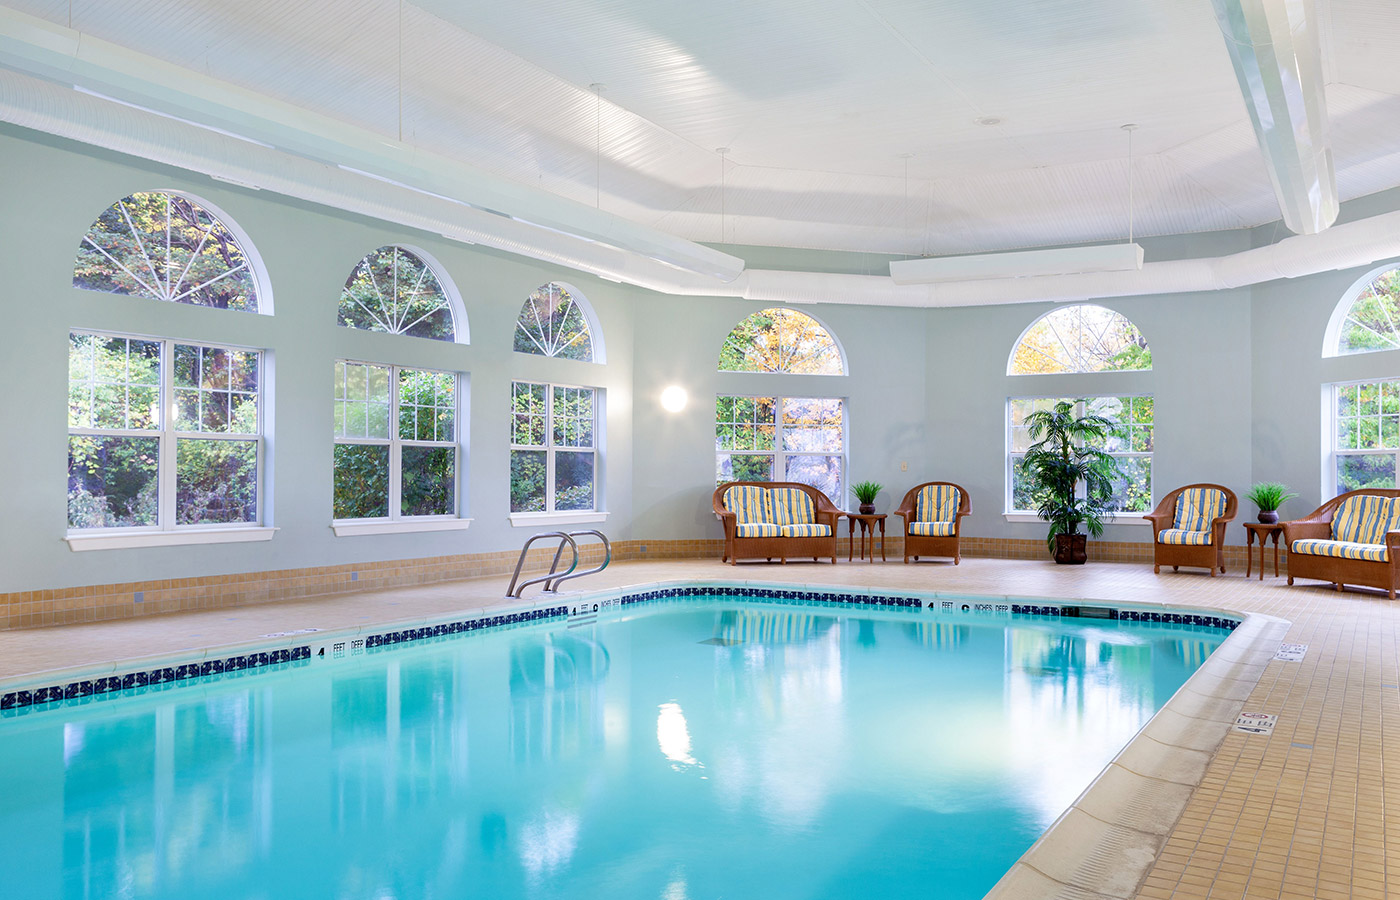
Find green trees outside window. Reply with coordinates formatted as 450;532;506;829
510;382;597;513
338;246;456;341
1334;380;1400;492
514;283;594;361
74;192;260;311
715;395;844;499
1009;305;1151;375
1008;395;1153;514
67;332;261;529
333;362;458;519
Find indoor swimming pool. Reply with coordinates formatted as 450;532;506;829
0;589;1236;899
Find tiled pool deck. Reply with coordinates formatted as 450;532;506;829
2;557;1395;899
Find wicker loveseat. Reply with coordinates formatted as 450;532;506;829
1143;484;1238;576
893;482;971;564
1282;489;1400;599
712;481;841;565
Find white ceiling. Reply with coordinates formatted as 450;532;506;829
5;0;1400;257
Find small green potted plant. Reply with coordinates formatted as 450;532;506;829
850;480;883;515
1019;400;1122;564
1245;482;1297;524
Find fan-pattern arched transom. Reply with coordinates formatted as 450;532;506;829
514;283;595;361
338;246;456;341
719;308;845;375
1009;304;1150;375
1331;265;1400;356
74;192;261;311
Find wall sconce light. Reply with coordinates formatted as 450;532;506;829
660;385;688;413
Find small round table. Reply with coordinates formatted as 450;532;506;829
1243;521;1285;580
845;513;887;562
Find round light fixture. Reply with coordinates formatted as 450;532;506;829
660;385;688;413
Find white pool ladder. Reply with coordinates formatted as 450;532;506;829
506;530;612;599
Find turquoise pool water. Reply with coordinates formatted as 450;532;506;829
0;598;1228;899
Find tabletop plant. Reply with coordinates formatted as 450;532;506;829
851;480;883;514
1245;481;1297;524
1019;399;1122;564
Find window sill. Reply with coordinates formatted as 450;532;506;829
1003;513;1150;525
65;526;279;552
332;518;474;537
509;511;609;528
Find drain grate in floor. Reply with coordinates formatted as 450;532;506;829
699;637;743;646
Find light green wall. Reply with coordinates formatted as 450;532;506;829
3;123;1400;593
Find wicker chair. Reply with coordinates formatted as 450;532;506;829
893;482;971;564
712;481;841;565
1282;489;1400;599
1143;484;1238;576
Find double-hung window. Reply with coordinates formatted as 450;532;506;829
715;395;845;498
1333;379;1400;493
333;361;459;522
1007;395;1153;514
68;332;262;532
510;382;598;513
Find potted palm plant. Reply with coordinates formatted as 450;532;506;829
1019;400;1122;564
1245;482;1297;524
850;480;883;515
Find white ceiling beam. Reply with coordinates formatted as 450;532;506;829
1210;0;1338;234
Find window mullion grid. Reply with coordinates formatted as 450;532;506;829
389;365;403;521
544;385;556;513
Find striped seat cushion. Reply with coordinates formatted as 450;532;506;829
1332;494;1393;545
735;522;782;538
780;523;831;538
1291;538;1388;563
1173;488;1227;533
1158;528;1213;546
769;488;816;526
725;485;771;525
915;484;960;523
909;521;957;537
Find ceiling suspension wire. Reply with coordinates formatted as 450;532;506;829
717;147;730;244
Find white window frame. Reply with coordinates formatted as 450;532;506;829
332;360;469;536
1328;377;1400;497
509;381;605;526
1004;394;1153;525
714;394;847;498
65;330;274;551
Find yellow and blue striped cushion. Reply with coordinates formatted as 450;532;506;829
916;485;961;523
1158;528;1213;546
780;523;831;538
735;522;782;538
725;485;771;525
910;521;956;537
1332;495;1393;545
1291;538;1388;562
769;488;816;526
1172;488;1227;533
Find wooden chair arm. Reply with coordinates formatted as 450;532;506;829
1281;520;1329;545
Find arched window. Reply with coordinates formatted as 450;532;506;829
718;308;846;375
74;191;264;312
338;246;462;342
1008;304;1151;375
514;282;600;362
1325;264;1400;356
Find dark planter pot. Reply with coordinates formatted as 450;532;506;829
1257;510;1279;524
858;502;876;515
1053;533;1088;565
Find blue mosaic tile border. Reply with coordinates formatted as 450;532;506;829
1;605;569;717
1;646;313;716
617;586;1239;631
363;606;567;650
620;586;924;609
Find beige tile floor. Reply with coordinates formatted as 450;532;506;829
2;555;1396;899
